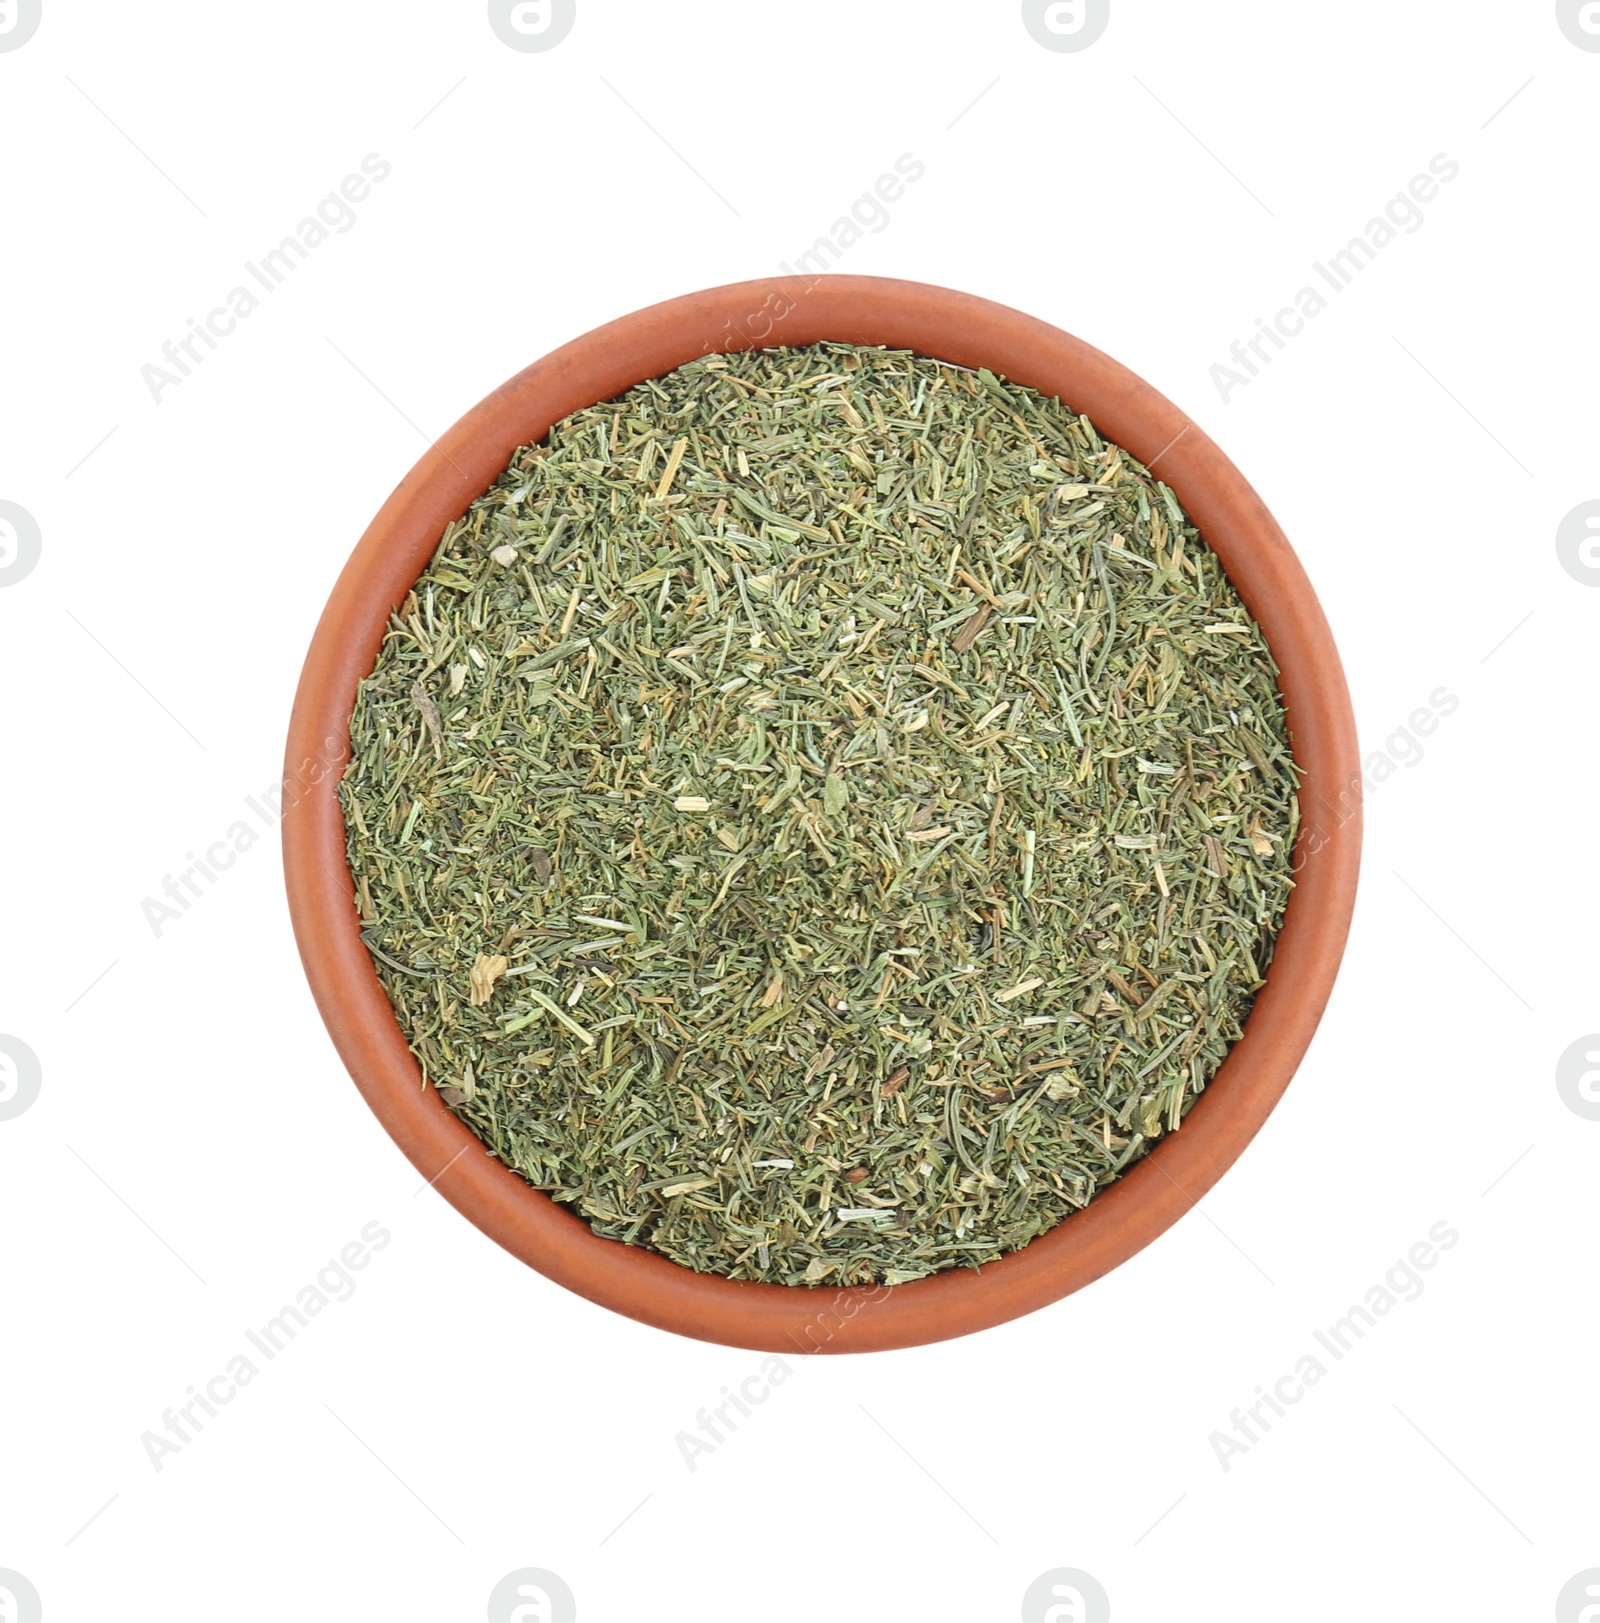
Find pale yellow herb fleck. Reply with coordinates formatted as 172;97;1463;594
469;953;509;1007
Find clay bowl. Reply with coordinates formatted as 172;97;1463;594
283;275;1360;1353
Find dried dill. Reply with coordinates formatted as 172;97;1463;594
340;343;1298;1287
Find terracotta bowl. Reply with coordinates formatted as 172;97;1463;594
283;275;1360;1353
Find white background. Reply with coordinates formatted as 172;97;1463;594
1;3;1595;1619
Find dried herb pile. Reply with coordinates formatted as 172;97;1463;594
341;343;1298;1287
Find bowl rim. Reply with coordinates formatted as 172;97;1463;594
282;274;1361;1354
